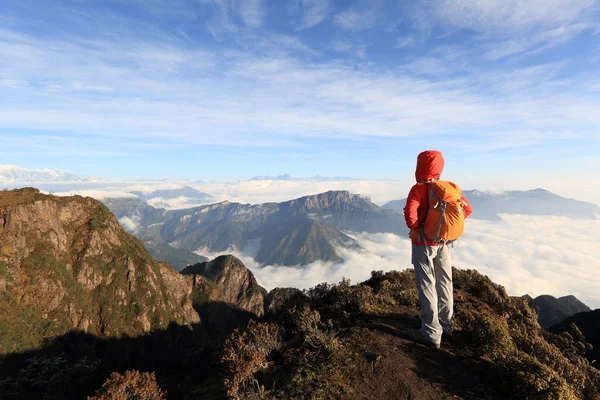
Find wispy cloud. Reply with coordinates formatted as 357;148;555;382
331;38;368;58
239;0;265;28
396;36;417;48
2;24;599;152
434;0;597;32
332;9;378;31
296;0;329;30
1;0;599;190
429;0;600;58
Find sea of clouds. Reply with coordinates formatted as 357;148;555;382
11;179;600;308
198;215;600;309
42;179;410;208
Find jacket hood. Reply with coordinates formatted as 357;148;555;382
415;150;444;182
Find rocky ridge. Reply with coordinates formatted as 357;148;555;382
1;188;599;400
106;190;403;266
0;188;201;353
182;255;267;317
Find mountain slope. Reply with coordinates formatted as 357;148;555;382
0;188;199;354
216;268;600;399
383;188;600;220
530;294;591;328
2;234;599;400
106;191;402;266
103;197;208;270
550;309;600;370
255;218;361;265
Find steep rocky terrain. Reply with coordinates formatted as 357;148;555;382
0;188;200;354
182;255;267;317
2;188;599;400
106;190;402;266
103;197;208;270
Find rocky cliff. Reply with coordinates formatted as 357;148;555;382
0;188;199;354
182;255;267;317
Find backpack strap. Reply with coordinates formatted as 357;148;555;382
430;187;446;239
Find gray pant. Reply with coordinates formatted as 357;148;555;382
412;243;453;344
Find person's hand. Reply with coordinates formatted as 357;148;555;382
409;228;420;240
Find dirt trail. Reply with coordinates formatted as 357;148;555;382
345;310;500;400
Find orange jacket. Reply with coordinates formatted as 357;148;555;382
404;151;472;246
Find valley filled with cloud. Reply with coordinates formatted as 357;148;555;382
199;215;600;309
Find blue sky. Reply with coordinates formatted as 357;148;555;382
1;0;600;193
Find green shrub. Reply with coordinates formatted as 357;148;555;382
0;354;101;399
221;321;283;399
88;370;167;400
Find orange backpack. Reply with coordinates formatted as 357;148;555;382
422;181;465;244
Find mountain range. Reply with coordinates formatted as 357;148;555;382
383;188;600;220
1;188;599;400
105;191;404;267
0;165;101;183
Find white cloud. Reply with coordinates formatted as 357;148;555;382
239;0;265;28
297;0;329;30
2;26;600;151
146;196;214;209
118;216;140;233
52;189;137;200
434;0;597;32
430;0;600;58
454;215;600;308
332;9;378;31
331;38;368;58
197;215;600;309
190;179;411;206
396;36;417;48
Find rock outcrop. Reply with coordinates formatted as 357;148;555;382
0;188;199;354
182;255;267;317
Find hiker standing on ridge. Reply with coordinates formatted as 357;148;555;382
404;150;472;349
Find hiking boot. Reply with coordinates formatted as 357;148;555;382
407;329;440;349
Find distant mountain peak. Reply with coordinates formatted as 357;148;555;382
250;174;355;182
0;165;101;183
106;189;403;267
531;294;591;328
